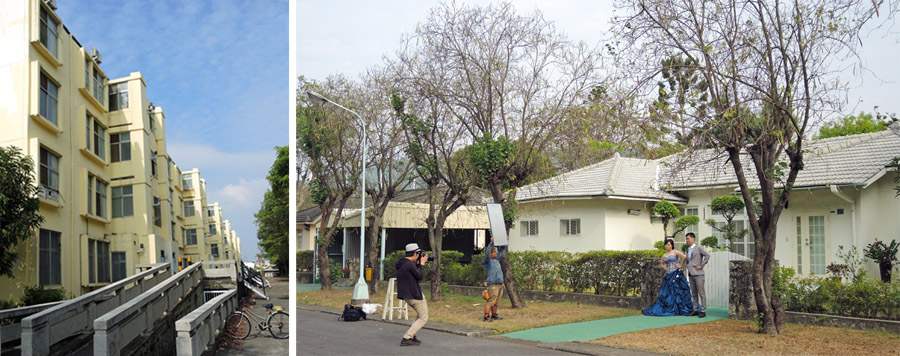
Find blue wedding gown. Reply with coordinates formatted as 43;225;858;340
642;254;693;316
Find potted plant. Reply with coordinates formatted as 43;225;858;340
863;239;899;283
825;263;850;282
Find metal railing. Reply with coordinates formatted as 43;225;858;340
93;263;202;356
174;289;238;356
20;263;171;356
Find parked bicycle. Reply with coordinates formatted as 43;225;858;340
226;296;289;339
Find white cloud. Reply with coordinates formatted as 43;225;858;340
213;178;269;211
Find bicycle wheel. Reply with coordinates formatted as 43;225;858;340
266;310;289;339
226;312;252;340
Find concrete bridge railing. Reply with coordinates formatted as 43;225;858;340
20;263;171;356
201;260;238;281
0;301;61;349
174;289;238;356
93;263;203;356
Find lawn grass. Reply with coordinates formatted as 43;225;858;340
592;318;900;356
297;288;639;334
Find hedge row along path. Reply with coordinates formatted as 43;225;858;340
501;307;728;342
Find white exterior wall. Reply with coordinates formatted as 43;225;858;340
509;199;606;252
602;200;663;251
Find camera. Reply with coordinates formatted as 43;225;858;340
417;253;434;264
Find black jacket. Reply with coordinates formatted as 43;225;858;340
395;257;424;300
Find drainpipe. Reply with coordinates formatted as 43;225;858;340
830;186;857;248
379;228;386;281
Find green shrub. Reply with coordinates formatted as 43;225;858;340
22;285;66;306
298;250;315;271
701;237;718;249
781;274;900;320
381;250;407;280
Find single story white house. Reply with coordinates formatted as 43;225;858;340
510;123;900;276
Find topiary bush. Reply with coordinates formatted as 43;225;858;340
298;250;315;271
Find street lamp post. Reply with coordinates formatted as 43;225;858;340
307;91;369;304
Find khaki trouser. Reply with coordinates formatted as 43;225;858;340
486;284;504;307
403;298;428;339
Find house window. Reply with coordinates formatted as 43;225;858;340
151;151;158;177
171;222;176;242
39;72;59;125
39;147;60;200
88;240;110;283
39;229;61;285
111;252;126;282
93;69;105;105
86;116;106;159
560;219;581;237
85;59;90;91
520;220;538;237
209;224;217;235
182;174;193;190
110;132;131;162
710;207;753;258
184;200;195;217
208;206;216;217
153;197;161;226
185;229;197;245
112;185;134;218
160;250;166;263
39;8;59;57
87;175;107;218
108;82;129;111
211;244;219;257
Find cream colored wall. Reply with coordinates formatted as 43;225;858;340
603;200;664;251
509;199;606;252
338;202;490;230
297;222;318;251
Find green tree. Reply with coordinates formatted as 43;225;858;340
0;146;45;278
652;200;699;241
816;112;892;139
705;196;748;250
254;146;289;275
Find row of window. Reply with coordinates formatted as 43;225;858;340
39;229;126;286
518;219;582;237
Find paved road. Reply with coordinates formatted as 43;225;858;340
297;308;573;356
218;277;290;356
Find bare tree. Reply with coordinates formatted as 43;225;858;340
298;75;364;290
358;67;416;296
393;1;600;308
615;0;895;334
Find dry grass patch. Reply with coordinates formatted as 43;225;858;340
298;289;638;334
593;318;900;356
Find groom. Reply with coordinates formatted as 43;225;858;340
684;232;710;317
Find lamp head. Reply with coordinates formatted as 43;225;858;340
306;91;328;104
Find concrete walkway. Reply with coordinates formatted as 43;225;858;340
218;277;291;356
501;307;729;343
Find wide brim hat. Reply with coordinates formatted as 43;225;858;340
405;243;421;253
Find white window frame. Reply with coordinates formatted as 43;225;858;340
39;72;59;125
112;185;134;218
39;7;59;58
520;220;539;237
39;147;60;200
560;219;581;237
184;200;195;217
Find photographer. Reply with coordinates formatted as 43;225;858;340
395;243;428;346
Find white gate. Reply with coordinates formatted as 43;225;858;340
703;251;750;308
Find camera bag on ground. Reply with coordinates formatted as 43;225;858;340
339;304;366;321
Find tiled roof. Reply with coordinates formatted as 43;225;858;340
517;153;687;202
661;122;900;189
297;206;322;223
520;122;900;200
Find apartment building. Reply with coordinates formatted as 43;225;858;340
0;0;241;300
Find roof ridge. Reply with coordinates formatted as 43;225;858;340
809;128;895;156
605;154;623;195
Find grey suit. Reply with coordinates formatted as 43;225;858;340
685;244;710;312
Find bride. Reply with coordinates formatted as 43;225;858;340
642;238;693;316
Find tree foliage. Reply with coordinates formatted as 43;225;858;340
616;0;894;335
706;196;749;248
816;112;893;139
254;146;289;275
652;200;698;240
0;146;45;278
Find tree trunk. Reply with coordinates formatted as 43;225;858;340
428;225;443;301
317;245;333;290
488;183;526;309
366;215;382;296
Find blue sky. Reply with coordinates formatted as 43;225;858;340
59;0;289;262
299;0;898;118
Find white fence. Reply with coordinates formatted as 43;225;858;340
20;263;171;356
175;289;238;356
704;251;750;308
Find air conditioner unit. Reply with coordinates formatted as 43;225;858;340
91;48;102;64
627;209;642;216
43;0;57;10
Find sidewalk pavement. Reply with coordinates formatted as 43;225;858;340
297;303;670;356
218;277;290;356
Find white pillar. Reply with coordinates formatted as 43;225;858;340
379;228;386;280
342;227;347;268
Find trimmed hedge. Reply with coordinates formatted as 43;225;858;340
779;267;900;320
298;250;315;271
